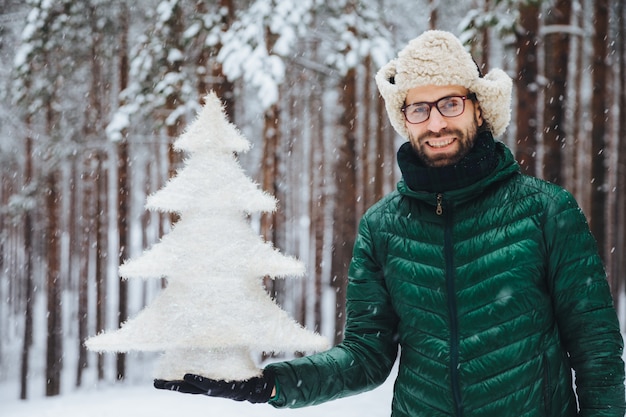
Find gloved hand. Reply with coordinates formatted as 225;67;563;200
153;368;275;403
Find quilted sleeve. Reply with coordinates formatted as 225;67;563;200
267;213;399;408
543;187;625;417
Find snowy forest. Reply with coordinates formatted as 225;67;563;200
1;0;625;404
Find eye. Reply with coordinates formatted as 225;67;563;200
440;97;462;111
407;103;429;116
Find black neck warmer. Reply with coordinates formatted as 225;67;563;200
397;130;499;193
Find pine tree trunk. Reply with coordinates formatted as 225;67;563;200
116;143;129;381
43;45;63;393
361;55;373;210
612;0;625;306
590;0;609;261
164;1;185;227
481;0;491;72
76;157;94;387
194;1;211;100
429;0;438;29
20;122;34;399
374;93;386;203
261;104;280;302
543;0;572;185
115;3;130;381
515;3;540;176
309;36;325;334
311;157;325;334
211;0;235;116
45;169;62;397
331;64;357;345
571;4;586;208
95;152;108;380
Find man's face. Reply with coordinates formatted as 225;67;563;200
404;85;484;168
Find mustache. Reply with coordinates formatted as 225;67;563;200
417;129;464;142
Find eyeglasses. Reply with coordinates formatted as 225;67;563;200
401;95;471;124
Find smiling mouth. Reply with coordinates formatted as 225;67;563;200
426;138;455;149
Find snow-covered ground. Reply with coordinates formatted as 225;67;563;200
2;299;623;417
1;362;397;417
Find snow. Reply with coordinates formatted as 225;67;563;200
1;364;397;417
166;48;184;64
15;37;34;64
156;0;175;24
106;111;130;142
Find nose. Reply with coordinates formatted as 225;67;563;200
426;108;448;132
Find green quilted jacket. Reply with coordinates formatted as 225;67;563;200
267;142;625;417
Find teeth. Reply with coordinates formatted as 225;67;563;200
427;138;454;148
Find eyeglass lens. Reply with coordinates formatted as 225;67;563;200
403;96;466;124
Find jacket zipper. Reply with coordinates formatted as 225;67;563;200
441;194;463;417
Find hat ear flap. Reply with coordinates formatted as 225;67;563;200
376;59;410;139
470;68;512;137
376;59;398;95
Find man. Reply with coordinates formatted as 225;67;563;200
155;30;625;417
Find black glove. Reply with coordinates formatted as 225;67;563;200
154;369;275;404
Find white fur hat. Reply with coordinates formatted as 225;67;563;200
375;30;512;138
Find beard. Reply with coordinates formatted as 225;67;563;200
409;118;480;168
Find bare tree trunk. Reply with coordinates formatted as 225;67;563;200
590;0;609;263
309;34;325;334
45;169;62;397
44;45;63;393
273;109;287;307
115;2;130;381
257;22;287;307
374;94;386;203
164;2;185;227
0;164;9;376
464;0;490;73
211;0;235;116
311;150;325;334
570;1;586;207
193;1;211;100
429;0;438;29
515;3;540;176
20;117;34;400
290;86;307;327
386;116;397;193
612;0;625;306
331;63;358;345
76;156;95;387
543;0;572;185
481;0;491;72
260;103;280;300
361;55;373;210
116;149;129;381
95;152;108;380
69;156;83;387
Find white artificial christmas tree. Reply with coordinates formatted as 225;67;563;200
86;92;328;381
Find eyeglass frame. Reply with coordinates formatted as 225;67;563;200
401;94;477;125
